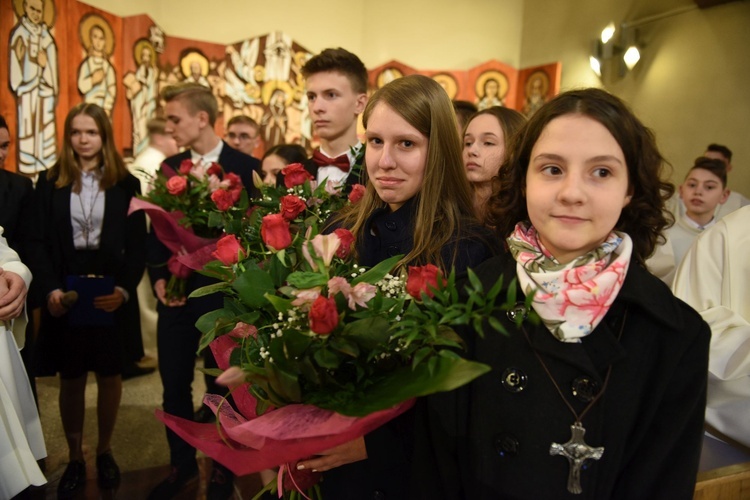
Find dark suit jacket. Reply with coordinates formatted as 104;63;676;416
0;169;34;259
31;172;147;374
148;141;261;287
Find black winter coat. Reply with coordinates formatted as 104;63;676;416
412;252;710;500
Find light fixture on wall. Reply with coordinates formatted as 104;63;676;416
589;22;641;79
589;5;699;80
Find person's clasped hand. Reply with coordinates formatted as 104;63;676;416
0;268;28;321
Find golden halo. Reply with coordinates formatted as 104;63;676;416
475;70;509;100
432;73;458;99
376;67;403;89
525;70;550;97
133;39;156;66
79;13;114;55
12;0;56;28
261;80;294;106
180;51;209;78
293;50;311;70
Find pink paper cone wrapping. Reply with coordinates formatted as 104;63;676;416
156;327;415;476
156;398;414;476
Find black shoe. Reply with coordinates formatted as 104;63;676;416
194;405;216;424
147;464;198;500
96;451;120;489
121;364;156;380
57;460;86;499
206;463;235;500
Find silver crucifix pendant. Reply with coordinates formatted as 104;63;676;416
550;422;604;494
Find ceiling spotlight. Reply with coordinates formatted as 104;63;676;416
601;22;616;44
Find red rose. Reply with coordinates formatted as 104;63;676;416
282;163;314;188
224;172;242;189
406;264;444;299
166;176;188;195
333;228;355;259
207;162;222;177
179;159;193;174
348;184;366;203
211;189;235;211
309;295;339;335
261;214;292;250
167;254;193;279
280;195;307;221
230;185;243;203
212;234;246;265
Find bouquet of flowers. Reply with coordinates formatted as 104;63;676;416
157;164;528;498
129;158;248;300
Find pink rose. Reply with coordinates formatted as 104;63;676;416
348;184;366;203
333;228;355;259
349;282;377;309
215;366;246;387
167;254;193;279
291;287;322;310
406;264;444;299
309;295;339;335
282;163;314;188
211;189;235;211
325;180;343;196
280;195;307;221
212;234;246;265
166;176;188;196
261;214;292;250
179;159;193;174
228;322;257;339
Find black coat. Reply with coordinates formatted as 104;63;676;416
32;172;146;374
322;199;498;500
412;252;710;500
0;169;34;259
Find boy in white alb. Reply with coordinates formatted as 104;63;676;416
647;157;729;284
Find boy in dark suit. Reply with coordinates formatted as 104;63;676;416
280;48;368;189
148;83;261;500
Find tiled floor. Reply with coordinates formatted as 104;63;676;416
28;352;264;499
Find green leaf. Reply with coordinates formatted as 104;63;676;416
196;309;231;335
320;357;491;416
286;271;329;289
341;317;391;350
488;316;508;335
207;211;223;228
266;360;301;403
233;268;275;308
188;282;231;298
467;269;483;294
313;348;340;369
329;337;360;358
282;329;312;359
264;293;293;314
352;255;403;285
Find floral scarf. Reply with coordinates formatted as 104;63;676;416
506;223;632;343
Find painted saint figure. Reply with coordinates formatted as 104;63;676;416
124;40;158;156
77;15;117;116
9;0;60;174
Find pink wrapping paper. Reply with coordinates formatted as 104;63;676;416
156;322;416;476
128;198;219;271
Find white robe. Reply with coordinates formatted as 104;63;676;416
0;230;46;499
673;206;750;449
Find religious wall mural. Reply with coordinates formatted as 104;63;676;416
1;0;560;175
77;13;116;115
8;0;60;174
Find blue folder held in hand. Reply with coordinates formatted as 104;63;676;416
65;275;116;327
